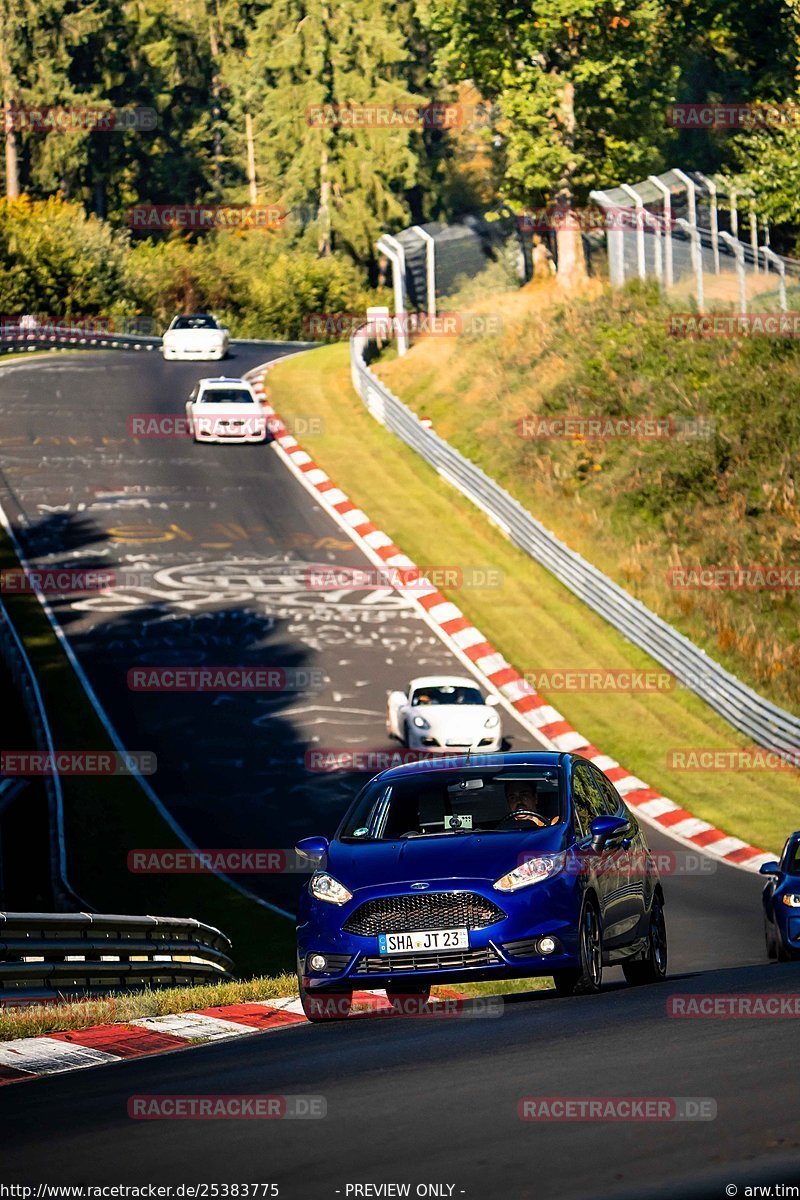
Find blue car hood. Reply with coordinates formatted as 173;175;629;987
327;828;566;892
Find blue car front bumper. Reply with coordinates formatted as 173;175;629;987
297;877;584;990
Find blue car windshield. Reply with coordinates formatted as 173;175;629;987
339;768;563;839
784;841;800;874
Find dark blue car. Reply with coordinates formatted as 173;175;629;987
761;832;800;960
295;752;667;1020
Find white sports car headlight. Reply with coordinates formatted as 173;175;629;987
494;854;564;893
310;872;352;905
412;715;430;730
484;712;500;728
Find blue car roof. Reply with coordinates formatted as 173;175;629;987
373;750;568;783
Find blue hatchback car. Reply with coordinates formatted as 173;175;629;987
761;831;800;960
295;752;667;1019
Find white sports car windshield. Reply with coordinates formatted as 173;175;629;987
197;390;254;404
173;315;218;330
411;685;483;706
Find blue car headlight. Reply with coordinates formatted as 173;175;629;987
782;894;800;907
310;871;353;905
494;853;564;893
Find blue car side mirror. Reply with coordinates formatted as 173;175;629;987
589;814;630;851
759;860;782;877
295;836;329;862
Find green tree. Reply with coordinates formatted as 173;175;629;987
229;0;445;272
422;0;684;282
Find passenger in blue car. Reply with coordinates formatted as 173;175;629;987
497;780;560;829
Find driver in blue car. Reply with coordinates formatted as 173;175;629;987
499;780;559;829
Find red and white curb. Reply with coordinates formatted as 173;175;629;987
251;361;771;874
0;991;427;1086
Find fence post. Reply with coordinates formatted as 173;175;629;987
694;172;720;273
410;225;436;317
648;175;674;288
719;231;747;312
672;169;699;277
590;189;625;285
376;234;408;355
648;210;664;290
761;247;787;312
749;205;759;275
620;183;647;281
676;218;704;309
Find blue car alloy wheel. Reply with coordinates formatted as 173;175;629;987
294;751;667;1021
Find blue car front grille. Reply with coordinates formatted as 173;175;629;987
357;946;502;973
343;891;506;937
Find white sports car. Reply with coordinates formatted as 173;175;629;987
386;675;503;754
162;313;229;361
185;377;266;443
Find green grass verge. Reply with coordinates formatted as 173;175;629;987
0;528;296;978
0;974;296;1042
266;342;800;855
0;974;548;1041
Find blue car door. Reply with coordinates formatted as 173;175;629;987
570;760;635;949
589;762;647;940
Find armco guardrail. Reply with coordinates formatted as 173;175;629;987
351;329;800;761
0;912;233;996
0;326;317;356
0;326;162;354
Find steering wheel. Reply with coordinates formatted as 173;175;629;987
508;810;547;827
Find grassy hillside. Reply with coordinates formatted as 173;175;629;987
374;279;800;716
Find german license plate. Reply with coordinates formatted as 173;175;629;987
377;928;469;954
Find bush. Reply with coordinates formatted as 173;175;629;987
126;229;377;339
0;195;135;318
